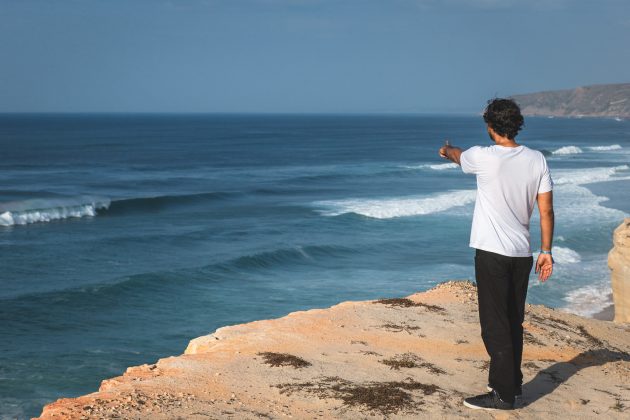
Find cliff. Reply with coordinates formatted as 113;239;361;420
510;83;630;118
36;281;630;419
609;218;630;323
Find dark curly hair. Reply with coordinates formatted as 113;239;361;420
483;98;524;139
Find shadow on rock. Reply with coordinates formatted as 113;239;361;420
523;349;630;406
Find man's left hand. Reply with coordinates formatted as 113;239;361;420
535;253;554;282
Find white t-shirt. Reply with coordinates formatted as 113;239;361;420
460;144;553;257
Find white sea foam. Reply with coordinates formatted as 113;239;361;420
553;165;630;186
400;162;459;170
563;279;613;317
0;196;111;227
549;183;627;224
587;144;622;151
426;163;459;170
552;145;583;155
549;246;581;264
314;189;477;219
315;163;630;221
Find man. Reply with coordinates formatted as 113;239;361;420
438;98;555;410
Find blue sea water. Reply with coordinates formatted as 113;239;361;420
0;114;629;418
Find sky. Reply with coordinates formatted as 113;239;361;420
1;0;629;113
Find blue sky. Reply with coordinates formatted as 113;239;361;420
1;0;629;113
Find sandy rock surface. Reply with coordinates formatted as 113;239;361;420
36;281;630;419
609;218;630;323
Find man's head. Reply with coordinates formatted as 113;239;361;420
483;98;524;141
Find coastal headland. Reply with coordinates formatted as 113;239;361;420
510;83;630;118
36;281;630;419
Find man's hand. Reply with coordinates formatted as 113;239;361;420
438;141;462;165
535;253;553;282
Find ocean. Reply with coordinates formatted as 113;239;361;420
1;114;628;418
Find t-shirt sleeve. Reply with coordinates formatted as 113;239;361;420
538;155;553;194
460;146;481;174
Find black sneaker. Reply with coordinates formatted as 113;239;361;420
486;384;522;406
487;384;522;396
463;390;515;410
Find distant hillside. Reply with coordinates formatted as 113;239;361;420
510;83;630;118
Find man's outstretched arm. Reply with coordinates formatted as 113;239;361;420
536;191;554;282
439;144;463;165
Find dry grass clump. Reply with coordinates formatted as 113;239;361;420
275;375;441;415
256;352;311;368
379;353;448;375
373;298;447;314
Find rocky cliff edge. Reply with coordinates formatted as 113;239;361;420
36;281;630;419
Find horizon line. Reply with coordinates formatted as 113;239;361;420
0;111;482;116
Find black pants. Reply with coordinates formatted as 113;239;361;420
474;248;533;404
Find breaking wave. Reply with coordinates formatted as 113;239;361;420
552;146;583;155
0;196;111;227
563;275;613;318
0;191;237;227
553;165;630;186
400;162;459;170
550;247;581;264
551;183;627;225
587;144;622;151
313;190;477;219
